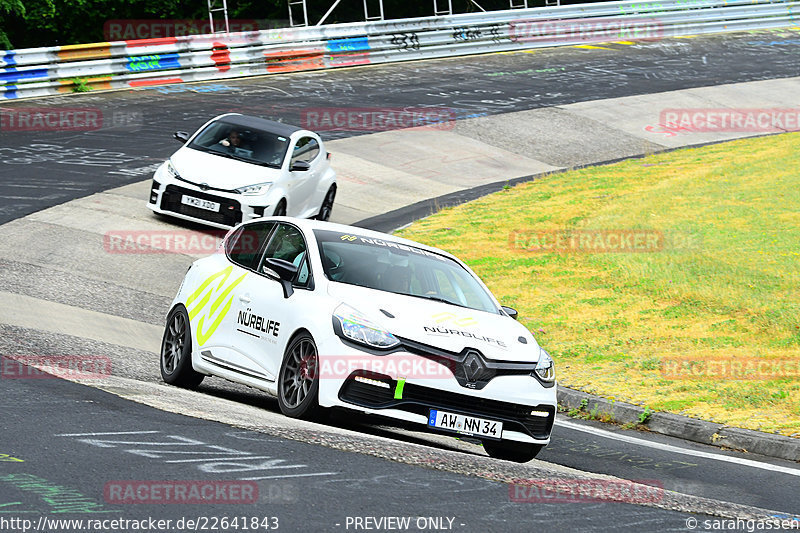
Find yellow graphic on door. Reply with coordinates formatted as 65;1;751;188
186;266;247;346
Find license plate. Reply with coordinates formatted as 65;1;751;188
181;195;220;212
428;409;503;439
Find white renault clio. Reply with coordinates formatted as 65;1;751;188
160;218;556;462
147;113;337;229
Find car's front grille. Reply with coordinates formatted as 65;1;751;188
338;373;555;440
160;185;242;227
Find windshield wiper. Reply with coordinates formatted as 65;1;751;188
414;294;469;309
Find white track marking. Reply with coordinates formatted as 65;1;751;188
241;472;338;481
555;419;800;477
55;430;160;437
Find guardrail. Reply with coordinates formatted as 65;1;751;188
1;0;798;100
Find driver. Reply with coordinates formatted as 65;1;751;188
220;130;243;149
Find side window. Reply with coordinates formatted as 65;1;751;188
259;224;311;287
225;222;275;269
291;137;320;165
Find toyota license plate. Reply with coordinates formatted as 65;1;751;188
181;195;220;212
428;409;503;439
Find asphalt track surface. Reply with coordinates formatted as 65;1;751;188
1;30;800;531
2;371;696;533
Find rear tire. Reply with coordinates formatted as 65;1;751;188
315;185;336;221
160;306;204;388
483;440;543;463
277;332;324;420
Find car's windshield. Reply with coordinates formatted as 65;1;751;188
314;230;500;314
188;119;290;168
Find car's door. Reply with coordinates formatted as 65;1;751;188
205;221;278;381
239;222;315;381
287;136;323;217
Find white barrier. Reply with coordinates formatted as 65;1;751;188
1;0;798;100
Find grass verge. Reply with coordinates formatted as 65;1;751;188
396;132;800;437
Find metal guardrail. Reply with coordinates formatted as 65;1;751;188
1;0;797;100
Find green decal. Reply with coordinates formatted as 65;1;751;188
394;378;406;400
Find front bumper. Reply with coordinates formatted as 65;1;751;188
316;337;557;444
147;179;270;229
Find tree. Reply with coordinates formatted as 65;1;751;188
0;0;25;49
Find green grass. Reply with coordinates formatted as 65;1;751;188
397;132;800;436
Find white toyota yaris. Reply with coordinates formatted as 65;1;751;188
147;113;337;229
160;218;556;462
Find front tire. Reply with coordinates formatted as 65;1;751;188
277;333;323;419
315;185;336;221
160;306;204;388
273;200;287;216
483;440;543;463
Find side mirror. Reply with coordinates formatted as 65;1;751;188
290;160;311;172
501;306;518;320
262;257;298;298
174;131;189;143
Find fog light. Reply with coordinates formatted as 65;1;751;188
354;376;390;389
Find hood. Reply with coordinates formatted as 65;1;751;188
328;283;540;362
170;147;282;190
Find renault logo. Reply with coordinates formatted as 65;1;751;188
340;235;357;241
463;351;486;383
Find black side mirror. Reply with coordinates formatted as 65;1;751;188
262;257;298;298
174;131;189;143
290;160;311;172
501;306;518;320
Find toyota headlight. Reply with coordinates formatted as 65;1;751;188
166;161;180;179
534;347;555;383
235;182;273;196
333;303;399;349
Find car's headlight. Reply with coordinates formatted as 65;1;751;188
333;303;399;349
166;161;180;179
534;347;555;383
235;182;273;196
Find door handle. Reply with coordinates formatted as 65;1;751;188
239;295;251;303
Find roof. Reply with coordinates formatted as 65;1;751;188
217;113;303;137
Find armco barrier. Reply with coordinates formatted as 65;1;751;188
1;0;798;100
